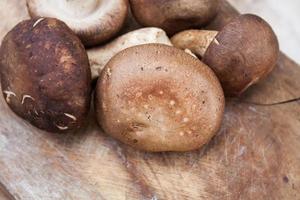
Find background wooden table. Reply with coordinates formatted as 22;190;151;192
0;187;12;200
228;0;300;64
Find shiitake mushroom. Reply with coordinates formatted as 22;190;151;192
171;14;280;96
26;0;129;46
95;44;225;152
129;0;219;35
0;18;91;132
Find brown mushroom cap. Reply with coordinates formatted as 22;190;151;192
26;0;128;46
95;44;224;152
0;18;91;132
129;0;219;35
203;14;279;96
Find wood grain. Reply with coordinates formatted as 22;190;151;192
0;183;12;200
0;0;299;199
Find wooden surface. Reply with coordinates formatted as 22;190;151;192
0;0;300;199
228;0;300;64
0;185;12;200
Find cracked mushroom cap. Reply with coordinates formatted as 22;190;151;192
129;0;219;35
95;44;225;152
26;0;128;46
0;18;91;132
203;14;279;96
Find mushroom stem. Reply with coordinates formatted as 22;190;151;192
171;30;219;58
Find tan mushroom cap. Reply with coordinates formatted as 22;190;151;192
88;27;172;80
26;0;128;46
129;0;219;35
171;30;219;58
203;14;279;96
95;44;225;152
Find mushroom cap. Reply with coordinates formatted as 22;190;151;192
26;0;128;46
0;18;91;132
88;27;172;80
203;14;279;96
95;44;225;152
129;0;219;35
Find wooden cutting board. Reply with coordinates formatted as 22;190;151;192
0;0;299;199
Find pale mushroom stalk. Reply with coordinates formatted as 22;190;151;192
171;30;219;58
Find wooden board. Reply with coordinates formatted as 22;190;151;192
0;0;299;199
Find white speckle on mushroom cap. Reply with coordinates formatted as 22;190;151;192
106;68;112;77
32;18;45;28
183;117;189;123
135;92;142;97
64;113;77;121
55;124;69;130
175;110;181;115
169;100;176;106
159;90;164;95
21;95;35;104
179;131;184;136
3;90;16;103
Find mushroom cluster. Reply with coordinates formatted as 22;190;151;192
0;1;279;152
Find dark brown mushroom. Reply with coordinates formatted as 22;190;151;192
171;14;279;96
129;0;219;35
95;44;224;152
26;0;129;46
0;18;91;132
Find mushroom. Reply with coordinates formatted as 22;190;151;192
26;0;128;46
88;27;172;80
0;18;91;132
171;14;279;96
129;0;219;35
95;44;224;152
